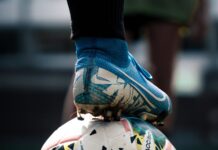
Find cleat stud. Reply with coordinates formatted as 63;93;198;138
114;116;121;121
94;107;101;116
103;116;111;122
94;106;99;111
157;122;164;126
152;121;164;126
77;116;84;121
105;110;112;118
80;109;86;114
113;109;121;121
117;110;122;117
77;110;84;120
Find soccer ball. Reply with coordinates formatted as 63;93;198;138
42;115;175;150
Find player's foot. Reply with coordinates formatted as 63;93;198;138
73;38;172;123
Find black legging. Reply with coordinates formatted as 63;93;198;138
67;0;125;39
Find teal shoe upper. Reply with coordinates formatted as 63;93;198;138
74;38;172;121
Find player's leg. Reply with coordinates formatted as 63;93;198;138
148;22;180;100
147;22;180;132
146;0;198;133
67;0;172;123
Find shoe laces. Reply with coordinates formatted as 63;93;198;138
128;52;153;80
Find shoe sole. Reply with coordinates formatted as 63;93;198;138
75;103;163;124
76;104;123;121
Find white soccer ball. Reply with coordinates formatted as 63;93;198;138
42;115;175;150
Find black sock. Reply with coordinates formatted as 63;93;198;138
67;0;125;39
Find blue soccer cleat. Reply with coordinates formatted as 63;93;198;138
73;39;172;123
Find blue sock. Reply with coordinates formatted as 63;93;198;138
75;37;129;67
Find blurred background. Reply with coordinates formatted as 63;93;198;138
0;0;218;149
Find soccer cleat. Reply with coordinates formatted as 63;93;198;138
73;52;172;123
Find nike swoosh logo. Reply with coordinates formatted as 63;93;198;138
91;74;112;85
91;68;156;108
105;65;167;102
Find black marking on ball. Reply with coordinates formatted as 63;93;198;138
102;145;107;150
137;138;142;145
68;143;75;150
130;135;137;143
90;129;97;136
